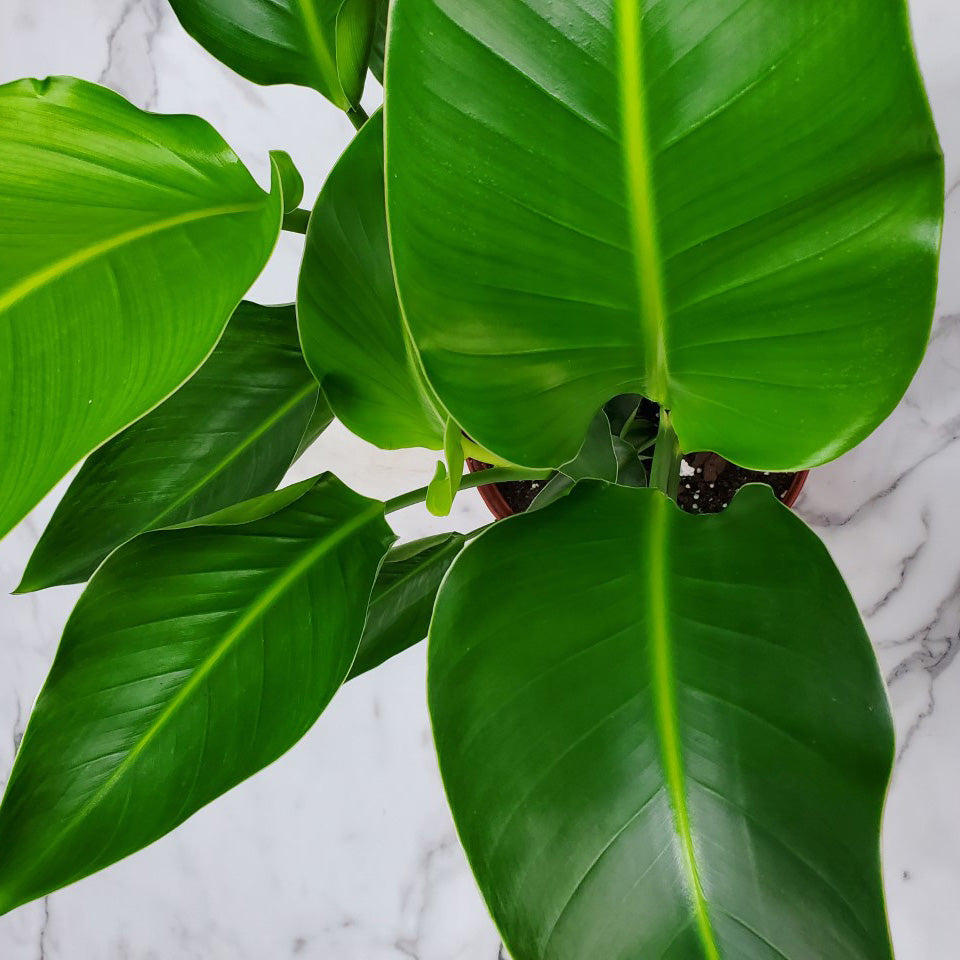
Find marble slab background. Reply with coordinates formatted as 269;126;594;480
0;0;958;957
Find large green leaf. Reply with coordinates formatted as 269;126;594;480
0;474;393;915
298;111;446;450
348;532;466;680
429;483;894;959
386;0;943;470
168;0;377;109
19;302;325;592
0;77;282;542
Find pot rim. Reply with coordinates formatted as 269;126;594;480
466;457;810;520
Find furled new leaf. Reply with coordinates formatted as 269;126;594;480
425;418;466;517
348;532;466;679
430;483;894;959
612;436;647;487
0;474;393;915
369;0;388;84
386;0;943;470
558;411;618;483
19;302;325;592
168;0;377;109
531;410;624;510
271;150;306;213
298;110;446;450
0;77;282;542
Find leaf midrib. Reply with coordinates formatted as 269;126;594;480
615;0;669;402
23;497;383;884
0;202;263;315
648;495;720;957
372;536;463;607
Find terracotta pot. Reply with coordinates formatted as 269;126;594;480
466;457;809;521
781;470;809;509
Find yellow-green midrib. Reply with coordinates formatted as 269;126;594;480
646;496;720;957
614;0;669;403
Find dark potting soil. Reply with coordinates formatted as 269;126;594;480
471;453;798;517
676;452;797;514
492;474;548;514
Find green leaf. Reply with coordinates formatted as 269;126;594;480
18;302;323;592
336;0;379;104
348;532;466;680
443;417;465;498
426;418;465;517
612;436;647;488
425;461;451;517
0;77;282;543
0;474;393;915
168;0;375;109
369;0;388;84
270;150;305;213
294;392;336;461
531;411;620;511
298;110;446;450
386;0;943;471
558;411;617;483
429;483;894;959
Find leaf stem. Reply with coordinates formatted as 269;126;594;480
281;208;311;234
385;467;553;515
347;104;370;131
650;409;681;501
459;436;514;469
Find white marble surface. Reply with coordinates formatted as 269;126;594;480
0;1;958;957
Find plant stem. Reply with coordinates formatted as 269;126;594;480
281;208;311;234
459;436;515;469
650;409;682;501
384;466;553;515
347;104;370;131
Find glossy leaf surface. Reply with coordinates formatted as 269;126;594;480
0;77;282;542
168;0;376;109
348;532;465;679
298;111;445;450
0;475;393;915
20;302;323;591
430;483;894;959
386;0;943;470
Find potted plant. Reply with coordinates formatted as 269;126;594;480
0;0;945;958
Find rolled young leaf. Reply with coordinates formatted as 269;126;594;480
429;483;894;959
0;77;283;542
19;302;325;592
386;0;943;470
348;532;466;680
298;110;446;450
557;411;618;483
369;0;389;84
271;150;306;213
530;410;620;511
0;474;394;915
168;0;377;110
